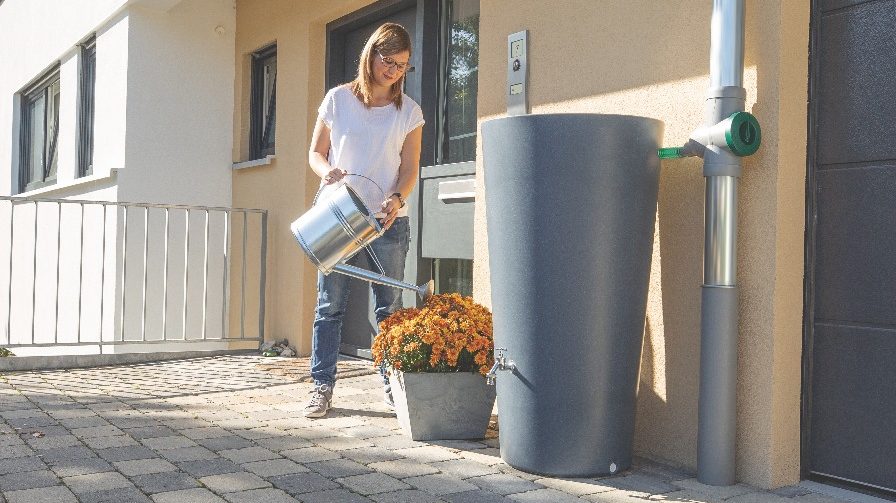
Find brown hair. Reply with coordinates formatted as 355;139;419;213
349;23;412;109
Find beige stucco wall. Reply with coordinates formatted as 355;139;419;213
232;0;808;489
232;0;374;355
473;0;808;489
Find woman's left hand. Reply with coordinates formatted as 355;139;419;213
380;195;401;230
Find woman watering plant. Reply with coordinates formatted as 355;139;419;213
304;23;424;418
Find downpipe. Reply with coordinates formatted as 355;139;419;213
657;0;761;486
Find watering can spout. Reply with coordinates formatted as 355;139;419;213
332;264;434;300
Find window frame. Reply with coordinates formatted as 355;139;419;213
250;43;277;160
19;65;61;193
78;36;97;177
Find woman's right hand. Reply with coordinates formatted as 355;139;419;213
323;168;347;185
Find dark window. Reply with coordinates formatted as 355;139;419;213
438;0;479;164
20;67;61;193
78;37;96;177
251;44;277;159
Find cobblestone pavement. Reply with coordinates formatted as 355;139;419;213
0;355;864;503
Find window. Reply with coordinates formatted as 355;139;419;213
250;44;277;159
20;67;61;193
78;37;96;177
438;0;479;164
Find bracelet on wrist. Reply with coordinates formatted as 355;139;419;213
391;192;406;208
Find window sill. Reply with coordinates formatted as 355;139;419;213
15;169;118;198
232;155;275;170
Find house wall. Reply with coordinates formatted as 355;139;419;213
232;0;373;355
472;0;808;488
0;0;243;350
232;0;809;488
0;0;129;197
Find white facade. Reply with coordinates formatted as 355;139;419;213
0;0;248;355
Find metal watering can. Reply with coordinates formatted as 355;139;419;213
290;174;433;299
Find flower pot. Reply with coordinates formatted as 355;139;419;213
391;370;496;441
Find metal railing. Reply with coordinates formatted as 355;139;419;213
0;196;267;352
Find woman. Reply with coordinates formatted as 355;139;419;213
304;23;424;418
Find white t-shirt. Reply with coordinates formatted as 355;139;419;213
316;85;425;218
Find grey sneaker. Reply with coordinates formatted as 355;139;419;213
303;384;333;418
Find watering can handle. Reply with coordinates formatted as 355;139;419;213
312;173;388;207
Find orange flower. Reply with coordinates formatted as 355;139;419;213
371;293;494;374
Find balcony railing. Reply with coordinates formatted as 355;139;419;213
0;196;267;355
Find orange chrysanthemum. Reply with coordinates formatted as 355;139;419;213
372;293;494;375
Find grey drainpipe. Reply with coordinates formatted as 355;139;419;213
658;0;761;486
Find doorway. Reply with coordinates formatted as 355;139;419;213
325;0;480;358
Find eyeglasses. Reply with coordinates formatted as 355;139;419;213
376;51;413;73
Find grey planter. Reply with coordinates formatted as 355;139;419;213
391;370;497;441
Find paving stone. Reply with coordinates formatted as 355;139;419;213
431;459;502;479
150;487;227;503
160;446;219;462
281;446;340;464
58;416;110;429
70;425;125;439
458;449;503;466
726;491;792;503
222;488;300;503
268;472;339;495
6;417;58;430
368;459;440;479
581;489;652;502
371;490;450;503
368;435;425;450
95;445;157;462
442;489;511;503
340;446;404;465
508;488;590;502
26;434;83;451
64;470;133;494
495;465;541;482
76;487;153;503
394;446;462;464
0;444;33;459
36;445;97;463
181;427;232;440
132;470;201;493
218;446;279;464
313;435;375;451
126;426;179;440
47;457;112;478
200;471;271;493
114;458;179;476
307;458;373;478
467;474;544;495
241;459;308;477
404;473;478;496
338;472;412;495
83;434;140;449
196;436;255;452
300;488;374;502
672;479;755;500
0;469;60;491
142;435;199;451
533;477;615;496
253;436;314;452
3;485;79;503
771;485;814;498
176;458;244;478
0;455;47;475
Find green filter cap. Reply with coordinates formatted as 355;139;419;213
657;147;683;159
724;112;761;156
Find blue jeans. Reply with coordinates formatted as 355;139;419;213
310;217;410;387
